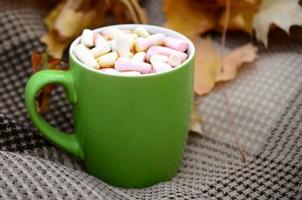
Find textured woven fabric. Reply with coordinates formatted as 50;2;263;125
0;1;302;199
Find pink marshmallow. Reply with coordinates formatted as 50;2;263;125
115;58;152;74
146;46;188;62
164;37;188;52
135;33;165;51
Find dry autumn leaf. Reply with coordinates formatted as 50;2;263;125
164;0;260;36
42;0;147;58
218;0;260;33
191;36;221;96
190;99;203;134
164;0;218;36
193;36;258;96
252;0;302;46
31;50;68;112
218;43;258;81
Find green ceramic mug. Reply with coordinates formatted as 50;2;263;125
25;24;195;188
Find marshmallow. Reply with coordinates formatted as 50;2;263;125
115;58;152;74
120;71;141;76
132;52;146;62
164;37;188;52
146;46;187;62
135;33;165;52
97;52;118;68
126;33;138;39
102;27;125;40
168;54;182;67
152;62;172;73
116;36;133;58
150;55;168;65
90;44;111;58
100;68;141;76
129;38;136;51
100;68;120;75
133;27;150;38
95;34;110;47
81;29;94;47
74;44;99;68
121;29;132;34
109;40;117;52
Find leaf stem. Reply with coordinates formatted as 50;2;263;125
220;0;246;162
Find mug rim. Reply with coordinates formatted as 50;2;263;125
69;24;195;78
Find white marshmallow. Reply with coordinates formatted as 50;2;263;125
135;33;165;52
152;62;172;73
100;68;120;75
81;29;94;47
115;58;152;74
97;52;118;68
116;36;132;58
109;40;117;52
90;44;111;58
133;27;150;38
126;33;138;39
74;44;99;68
168;54;182;67
150;55;168;65
102;27;125;40
95;34;110;47
119;71;141;76
132;52;146;62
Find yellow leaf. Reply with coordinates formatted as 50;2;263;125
164;0;217;36
217;43;258;81
190;99;203;134
192;36;221;96
41;0;146;58
193;36;257;96
54;8;84;38
41;31;69;59
44;3;64;30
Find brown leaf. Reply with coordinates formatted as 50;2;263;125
193;36;257;96
31;51;69;113
118;0;148;23
31;50;43;72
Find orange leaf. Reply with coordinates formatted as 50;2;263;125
164;0;218;36
218;0;260;33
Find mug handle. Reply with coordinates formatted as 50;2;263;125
25;70;84;159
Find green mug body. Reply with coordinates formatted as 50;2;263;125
25;24;195;188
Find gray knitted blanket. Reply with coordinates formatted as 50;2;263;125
0;1;302;199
